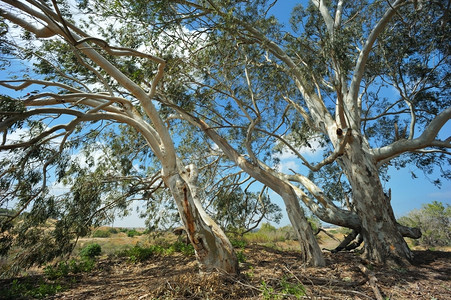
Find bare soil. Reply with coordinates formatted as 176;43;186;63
22;245;449;299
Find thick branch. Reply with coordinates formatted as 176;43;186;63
348;0;406;108
372;105;451;163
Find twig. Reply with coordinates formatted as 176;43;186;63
337;289;375;299
358;264;384;300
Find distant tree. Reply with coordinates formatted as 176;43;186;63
212;187;282;236
399;201;451;247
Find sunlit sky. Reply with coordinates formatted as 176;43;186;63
0;0;449;229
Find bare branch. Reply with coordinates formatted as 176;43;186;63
372;105;451;163
312;0;335;34
349;0;407;109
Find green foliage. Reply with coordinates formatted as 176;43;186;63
44;262;70;280
398;201;450;247
261;280;278;300
171;241;195;256
236;250;247;263
44;257;96;280
213;189;282;236
79;243;102;258
116;241;194;263
230;238;247;249
280;276;306;298
108;227;119;234
243;223;290;244
260;223;277;233
261;276;305;300
91;229;111;238
126;229;142;237
0;279;63;299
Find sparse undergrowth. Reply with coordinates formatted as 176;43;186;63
1;229;450;299
115;241;195;263
0;243;102;299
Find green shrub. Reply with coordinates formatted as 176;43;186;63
91;229;111;238
171;241;194;256
236;250;247;263
0;279;64;299
69;258;95;273
230;239;247;249
127;229;142;237
260;223;277;233
119;245;159;263
108;227;119;234
79;243;102;258
44;257;96;280
399;201;450;247
44;262;70;280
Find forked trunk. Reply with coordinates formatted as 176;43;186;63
163;163;239;275
341;137;413;265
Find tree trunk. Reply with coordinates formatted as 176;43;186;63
163;163;239;275
189;119;326;266
281;188;326;266
341;136;413;265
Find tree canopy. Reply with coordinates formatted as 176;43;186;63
0;0;449;273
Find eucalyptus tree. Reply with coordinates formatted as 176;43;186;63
0;0;239;274
106;0;450;265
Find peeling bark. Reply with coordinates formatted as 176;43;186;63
163;163;239;275
340;134;413;265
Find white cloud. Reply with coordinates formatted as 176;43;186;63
273;136;326;173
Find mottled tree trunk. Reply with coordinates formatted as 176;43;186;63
341;136;412;265
163;163;239;275
281;188;326;266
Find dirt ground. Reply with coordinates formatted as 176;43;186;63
28;245;448;300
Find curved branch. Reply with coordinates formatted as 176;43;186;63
372;105;451;163
348;0;407;107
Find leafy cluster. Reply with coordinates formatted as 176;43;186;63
399;201;450;247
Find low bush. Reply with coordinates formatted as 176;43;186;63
127;229;142;237
79;243;102;258
0;279;64;299
44;258;96;280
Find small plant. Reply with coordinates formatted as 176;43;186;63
116;242;195;263
261;280;280;300
236;250;247;263
230;238;247;249
119;245;158;263
171;241;195;256
68;257;96;274
79;243;102;258
280;276;306;299
44;262;70;280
